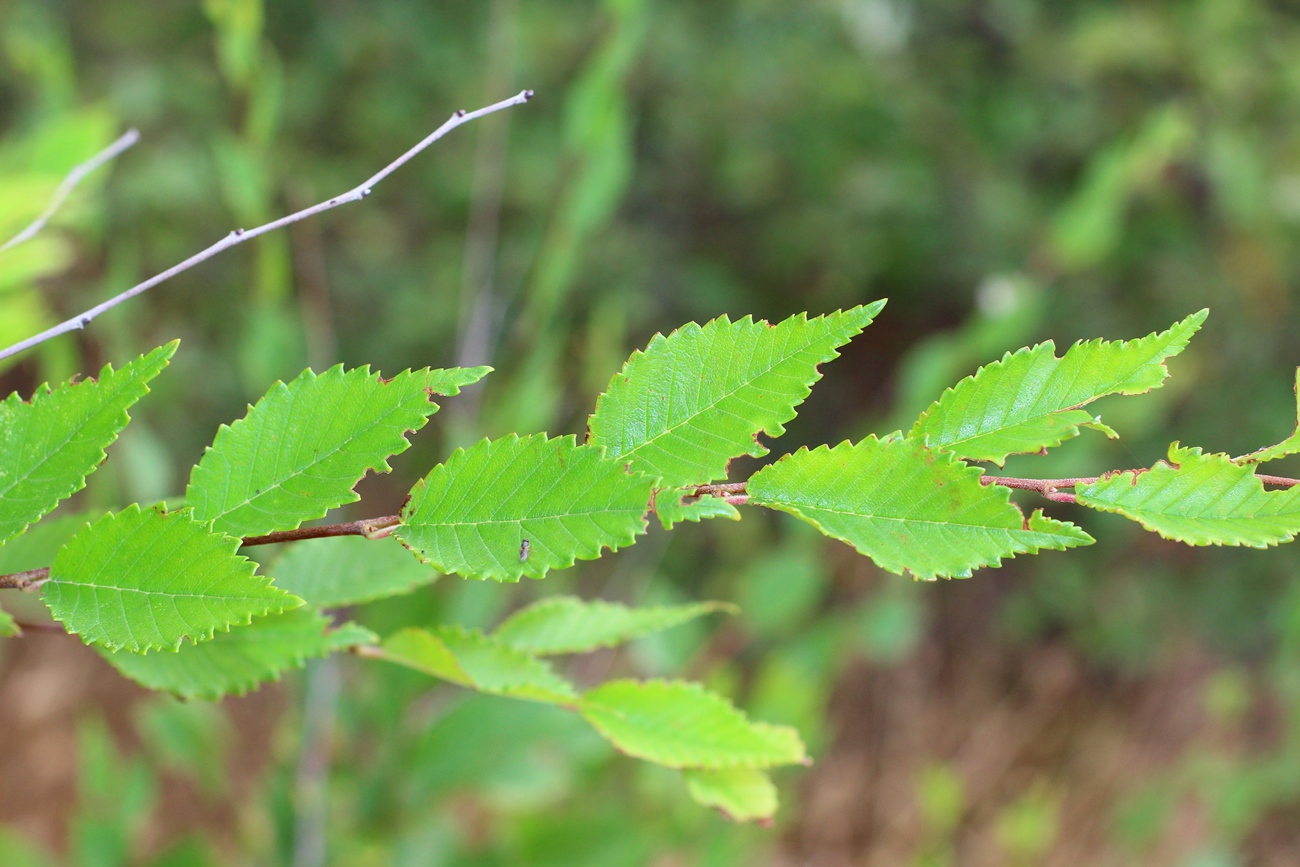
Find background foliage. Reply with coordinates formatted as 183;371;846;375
4;0;1300;864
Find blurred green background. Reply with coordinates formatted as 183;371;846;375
4;0;1300;864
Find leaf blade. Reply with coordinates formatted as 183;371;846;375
588;304;886;486
187;365;487;538
492;596;735;655
748;436;1093;579
579;679;807;769
0;343;176;544
1078;443;1300;546
654;488;741;530
395;434;655;582
43;505;298;652
378;626;579;704
911;311;1206;465
684;767;779;824
266;535;440;608
100;608;376;699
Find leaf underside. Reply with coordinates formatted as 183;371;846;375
1236;368;1300;464
747;435;1093;579
101;608;376;700
378;626;579;704
266;534;440;608
395;433;656;582
187;365;487;538
911;310;1206;465
492;596;734;655
579;679;807;770
588;303;886;487
0;342;176;545
684;767;779;824
1078;443;1300;547
43;505;298;652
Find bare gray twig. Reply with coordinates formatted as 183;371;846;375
0;90;535;364
0;128;141;253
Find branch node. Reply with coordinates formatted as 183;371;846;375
523;89;535;100
456;109;467;117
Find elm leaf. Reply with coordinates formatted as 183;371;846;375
267;535;440;608
0;342;176;544
1078;443;1300;546
684;767;779;824
395;434;655;582
187;365;489;538
588;304;885;486
100;608;375;699
747;435;1093;580
378;626;579;705
43;505;298;652
493;596;735;655
580;679;807;769
911;311;1206;465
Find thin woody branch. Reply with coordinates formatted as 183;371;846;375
0;128;141;254
981;471;1300;505
241;515;401;547
0;90;535;363
0;516;403;591
5;465;1294;593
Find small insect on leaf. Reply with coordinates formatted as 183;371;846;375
519;539;530;562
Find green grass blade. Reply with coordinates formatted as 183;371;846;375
1078;443;1300;546
911;311;1206;465
395;433;656;582
588;303;885;486
748;435;1093;579
492;596;735;655
100;609;375;699
0;342;176;544
579;679;807;769
43;504;299;652
187;365;489;538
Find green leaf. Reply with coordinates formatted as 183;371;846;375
43;505;299;652
267;535;439;608
580;679;807;769
911;311;1206;466
1077;443;1300;547
1237;369;1300;464
187;365;488;538
588;304;885;486
492;596;735;655
0;608;18;637
653;488;741;530
748;436;1093;580
684;767;779;824
0;342;176;544
395;434;655;582
377;626;579;704
100;609;375;699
